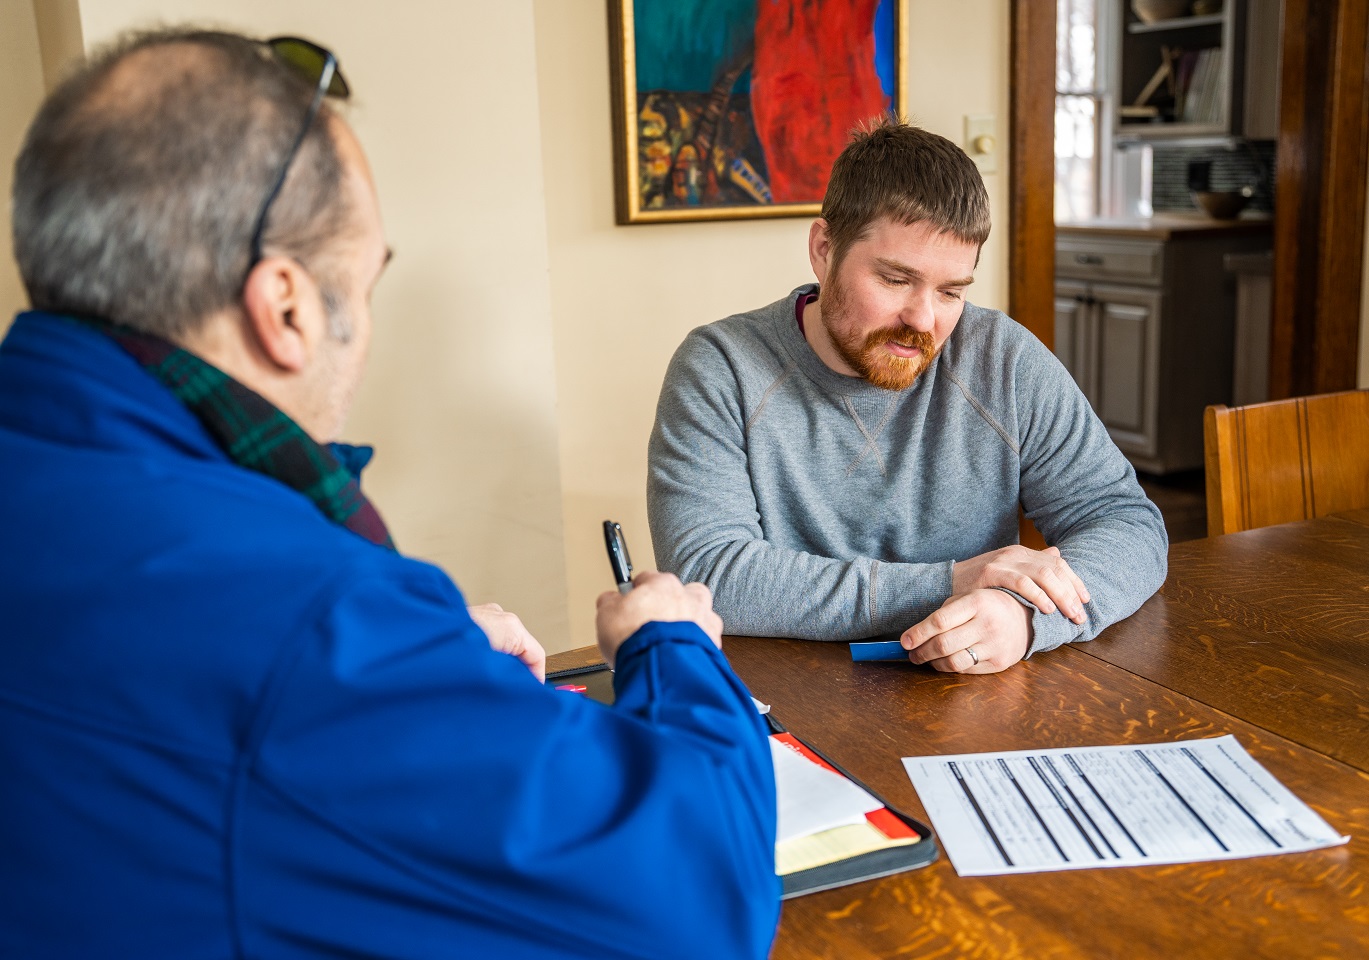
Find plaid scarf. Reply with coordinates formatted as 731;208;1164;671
71;315;395;550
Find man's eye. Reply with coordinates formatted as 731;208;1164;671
880;275;908;286
940;290;963;301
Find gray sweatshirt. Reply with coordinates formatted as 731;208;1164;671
647;284;1168;654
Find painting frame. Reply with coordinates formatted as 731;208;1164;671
608;0;907;225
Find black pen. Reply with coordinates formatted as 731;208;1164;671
603;520;634;593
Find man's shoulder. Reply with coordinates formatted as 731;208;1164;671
108;439;463;617
206;480;458;606
667;287;805;386
950;302;1048;353
0;432;468;748
930;302;1084;445
167;492;469;672
683;290;797;350
943;302;1069;388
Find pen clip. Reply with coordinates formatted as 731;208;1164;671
603;520;634;591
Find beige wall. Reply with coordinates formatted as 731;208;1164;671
31;0;85;90
903;1;1009;309
0;1;46;329
535;0;1011;649
53;0;575;648
6;0;1367;650
4;0;1013;654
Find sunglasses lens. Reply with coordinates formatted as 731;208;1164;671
325;72;350;98
268;38;350;98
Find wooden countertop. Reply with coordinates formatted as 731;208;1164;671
1057;212;1274;240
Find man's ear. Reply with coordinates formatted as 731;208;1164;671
808;218;833;283
240;257;323;373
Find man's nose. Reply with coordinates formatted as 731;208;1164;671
899;293;937;332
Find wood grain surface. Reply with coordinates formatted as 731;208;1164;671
544;511;1369;958
1085;510;1369;772
725;638;1368;960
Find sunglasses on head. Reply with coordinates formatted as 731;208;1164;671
247;36;352;270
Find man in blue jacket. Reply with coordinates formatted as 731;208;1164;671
0;29;779;959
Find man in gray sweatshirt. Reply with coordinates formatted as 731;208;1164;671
647;119;1167;673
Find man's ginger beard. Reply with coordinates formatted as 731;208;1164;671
819;262;940;391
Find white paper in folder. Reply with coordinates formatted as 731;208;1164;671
770;736;882;844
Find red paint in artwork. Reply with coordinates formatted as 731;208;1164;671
750;0;887;203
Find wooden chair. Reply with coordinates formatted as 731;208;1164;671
1204;389;1369;536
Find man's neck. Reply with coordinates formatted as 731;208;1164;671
177;310;320;440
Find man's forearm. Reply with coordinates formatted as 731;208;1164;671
661;536;954;641
1026;511;1169;655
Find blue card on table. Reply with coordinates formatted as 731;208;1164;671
849;640;908;662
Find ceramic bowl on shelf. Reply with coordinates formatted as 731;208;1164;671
1192;189;1252;220
1131;0;1191;24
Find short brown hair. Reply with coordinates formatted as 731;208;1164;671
821;116;990;266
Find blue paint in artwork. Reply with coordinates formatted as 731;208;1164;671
874;0;895;102
736;65;753;97
634;0;757;93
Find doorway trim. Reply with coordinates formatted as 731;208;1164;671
1009;0;1056;351
1268;0;1369;398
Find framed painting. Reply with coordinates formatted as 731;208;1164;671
608;0;906;224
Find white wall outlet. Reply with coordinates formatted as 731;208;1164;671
964;114;997;174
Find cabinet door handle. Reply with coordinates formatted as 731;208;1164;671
1075;254;1103;265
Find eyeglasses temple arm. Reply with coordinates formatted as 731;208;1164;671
246;55;338;268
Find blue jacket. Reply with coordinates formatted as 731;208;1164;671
0;313;780;959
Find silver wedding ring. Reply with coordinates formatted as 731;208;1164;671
966;646;980;666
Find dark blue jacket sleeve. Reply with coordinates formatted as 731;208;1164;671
237;559;779;960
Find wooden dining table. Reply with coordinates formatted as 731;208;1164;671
547;509;1369;959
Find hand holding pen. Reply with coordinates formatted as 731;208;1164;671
595;520;723;666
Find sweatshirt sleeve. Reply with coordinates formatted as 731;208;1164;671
1014;339;1169;654
242;559;779;960
648;331;953;641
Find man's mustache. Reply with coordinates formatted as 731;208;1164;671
864;328;936;351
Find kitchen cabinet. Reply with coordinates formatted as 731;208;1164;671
1055;277;1163;460
1054;217;1272;474
1224;250;1273;405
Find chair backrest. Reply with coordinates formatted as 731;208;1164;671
1204;389;1369;536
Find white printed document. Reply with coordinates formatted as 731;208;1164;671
903;735;1348;876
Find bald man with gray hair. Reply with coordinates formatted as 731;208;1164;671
1;28;779;960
